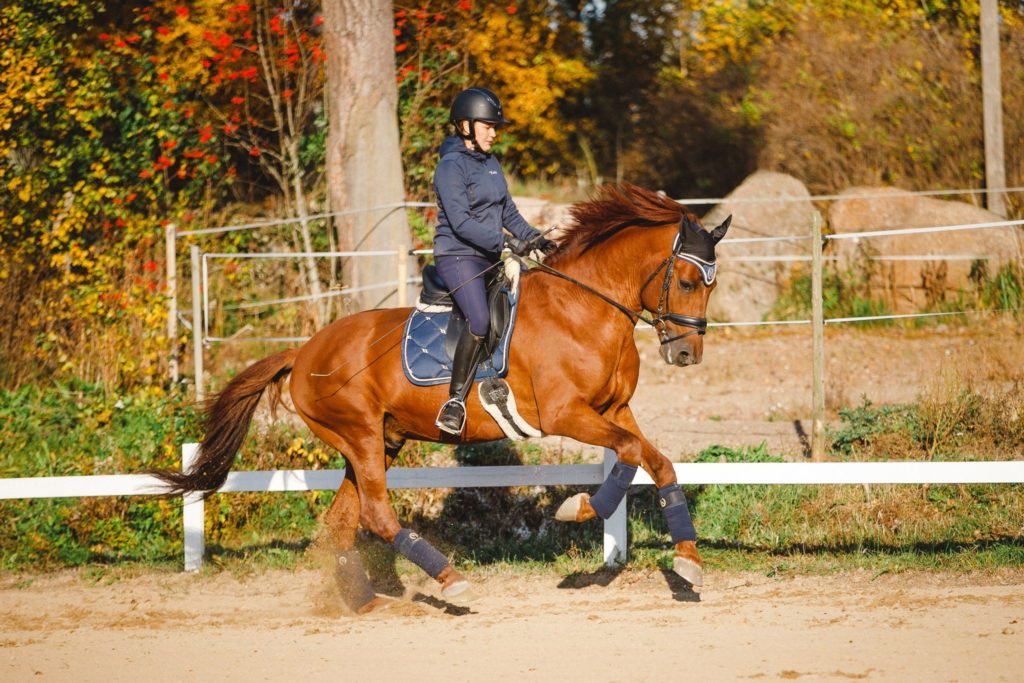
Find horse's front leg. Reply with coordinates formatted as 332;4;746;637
549;403;703;589
607;405;703;589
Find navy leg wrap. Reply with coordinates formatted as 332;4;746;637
392;528;449;579
589;461;638;519
659;484;697;542
335;549;376;611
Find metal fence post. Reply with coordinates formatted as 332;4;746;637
165;223;178;385
602;448;627;566
190;245;205;403
811;211;827;461
182;443;204;571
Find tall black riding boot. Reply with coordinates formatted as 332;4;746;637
435;331;486;435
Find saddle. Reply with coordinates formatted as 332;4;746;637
403;261;541;440
419;264;512;360
402;263;518;387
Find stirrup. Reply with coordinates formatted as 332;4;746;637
435;398;467;435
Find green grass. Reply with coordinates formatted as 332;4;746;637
768;264;891;326
768;259;1023;328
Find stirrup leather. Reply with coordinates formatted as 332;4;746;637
435;397;467;435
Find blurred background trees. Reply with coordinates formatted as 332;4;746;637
1;0;1022;392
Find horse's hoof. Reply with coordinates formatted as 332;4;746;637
354;595;394;615
555;492;597;522
441;578;473;602
438;566;474;602
673;540;704;591
673;557;704;592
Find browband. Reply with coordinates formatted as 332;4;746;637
677;253;717;286
671;233;718;286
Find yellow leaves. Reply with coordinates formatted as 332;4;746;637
285;437;305;458
285;437;330;468
465;3;591;174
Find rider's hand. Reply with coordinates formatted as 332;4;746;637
535;236;557;255
505;235;532;257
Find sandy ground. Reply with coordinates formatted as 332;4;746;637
1;568;1022;682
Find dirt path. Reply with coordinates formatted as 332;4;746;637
2;568;1022;681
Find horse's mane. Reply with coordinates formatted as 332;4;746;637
547;183;694;264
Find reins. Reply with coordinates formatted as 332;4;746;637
521;257;649;324
311;227;709;382
517;246;709;346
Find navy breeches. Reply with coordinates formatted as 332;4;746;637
435;254;492;337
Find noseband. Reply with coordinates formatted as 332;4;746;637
639;236;715;346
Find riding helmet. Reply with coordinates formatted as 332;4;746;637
449;87;512;129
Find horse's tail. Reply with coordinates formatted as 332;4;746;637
153;348;298;497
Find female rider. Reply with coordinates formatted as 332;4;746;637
432;87;554;435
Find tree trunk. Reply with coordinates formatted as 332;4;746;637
322;0;410;310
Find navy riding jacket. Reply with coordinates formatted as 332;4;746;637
432;136;539;258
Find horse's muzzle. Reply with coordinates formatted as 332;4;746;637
660;343;701;367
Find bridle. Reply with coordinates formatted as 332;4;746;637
525;231;715;348
638;232;715;345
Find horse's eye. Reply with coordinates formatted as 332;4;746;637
678;279;697;293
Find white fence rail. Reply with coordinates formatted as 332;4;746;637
2;445;1021;572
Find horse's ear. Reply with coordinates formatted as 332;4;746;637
679;214;701;235
711;215;731;243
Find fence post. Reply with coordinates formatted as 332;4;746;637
182;443;204;571
980;0;1007;217
165;223;178;385
811;211;827;461
602;448;627;566
396;244;408;307
190;246;205;403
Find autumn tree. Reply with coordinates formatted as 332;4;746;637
321;0;410;304
189;0;330;325
390;1;591;203
0;0;232;389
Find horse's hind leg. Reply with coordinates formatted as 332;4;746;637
346;424;472;601
304;420;379;613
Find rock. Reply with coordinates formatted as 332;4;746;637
511;196;574;236
828;187;1022;313
700;171;818;323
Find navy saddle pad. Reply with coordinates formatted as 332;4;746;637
401;284;520;388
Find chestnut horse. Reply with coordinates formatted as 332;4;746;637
156;183;729;611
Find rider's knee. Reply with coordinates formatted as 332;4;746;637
469;318;490;338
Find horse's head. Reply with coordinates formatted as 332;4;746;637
641;213;730;366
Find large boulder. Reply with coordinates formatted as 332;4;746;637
511;197;574;234
829;188;1022;313
701;171;817;323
